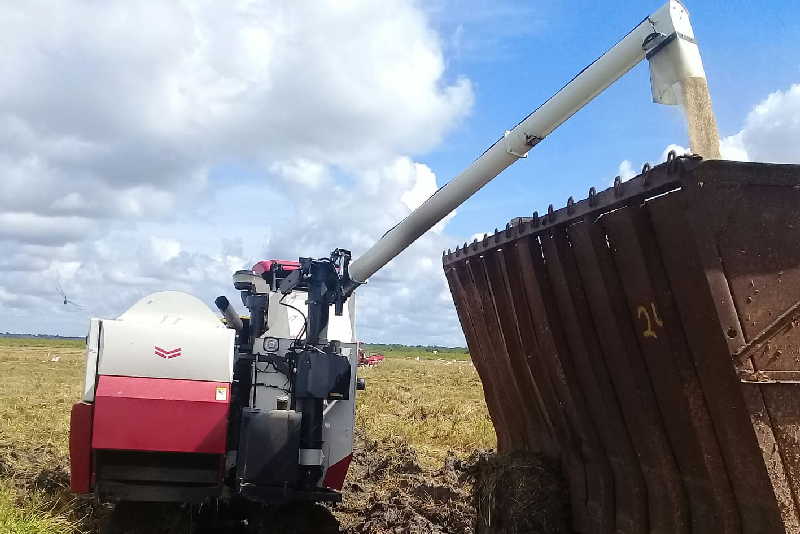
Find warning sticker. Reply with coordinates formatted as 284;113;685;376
215;386;228;401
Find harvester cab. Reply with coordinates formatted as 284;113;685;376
69;0;720;529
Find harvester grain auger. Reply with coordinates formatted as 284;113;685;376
69;2;723;531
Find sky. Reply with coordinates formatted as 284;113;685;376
1;1;798;346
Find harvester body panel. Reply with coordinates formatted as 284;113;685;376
92;375;230;454
82;318;100;402
96;291;234;383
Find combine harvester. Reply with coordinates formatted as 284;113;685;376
357;349;385;367
69;1;800;531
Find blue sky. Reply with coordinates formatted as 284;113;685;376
422;0;799;240
0;1;797;345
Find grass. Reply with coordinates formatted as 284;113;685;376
361;344;470;361
0;337;88;533
0;484;81;534
0;337;84;349
355;357;494;467
0;337;494;531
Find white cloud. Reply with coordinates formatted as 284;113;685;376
615;144;690;185
400;161;439;212
614;82;800;188
149;237;182;263
270;160;331;190
0;287;19;305
0;1;473;345
469;233;485;243
0;212;94;245
617;160;636;183
720;84;800;163
0;1;472;205
720;133;749;161
660;144;690;161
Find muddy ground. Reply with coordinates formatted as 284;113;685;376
332;431;570;534
334;431;476;533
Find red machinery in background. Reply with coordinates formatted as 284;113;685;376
357;349;385;367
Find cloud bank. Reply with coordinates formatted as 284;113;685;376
0;0;473;345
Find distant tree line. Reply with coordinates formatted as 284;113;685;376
1;332;82;340
362;343;468;353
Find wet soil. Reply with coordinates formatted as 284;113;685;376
334;433;476;533
333;433;570;534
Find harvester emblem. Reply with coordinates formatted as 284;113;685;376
154;346;182;359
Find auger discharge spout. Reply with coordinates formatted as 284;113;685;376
347;0;717;288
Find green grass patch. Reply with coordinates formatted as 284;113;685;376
362;343;470;361
0;484;82;534
0;337;84;349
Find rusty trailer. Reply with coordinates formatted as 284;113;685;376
444;158;800;533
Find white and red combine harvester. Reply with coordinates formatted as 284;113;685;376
69;1;717;529
70;259;358;508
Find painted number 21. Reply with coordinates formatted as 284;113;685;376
637;302;664;339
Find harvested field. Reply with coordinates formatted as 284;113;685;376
1;338;515;533
0;337;93;533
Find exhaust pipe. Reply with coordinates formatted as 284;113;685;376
215;296;244;332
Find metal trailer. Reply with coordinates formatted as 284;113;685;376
444;158;800;533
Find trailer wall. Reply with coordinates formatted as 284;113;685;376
444;159;800;533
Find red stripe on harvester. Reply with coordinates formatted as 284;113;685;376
69;402;94;494
323;453;353;491
252;259;301;275
154;346;182;359
92;376;230;454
